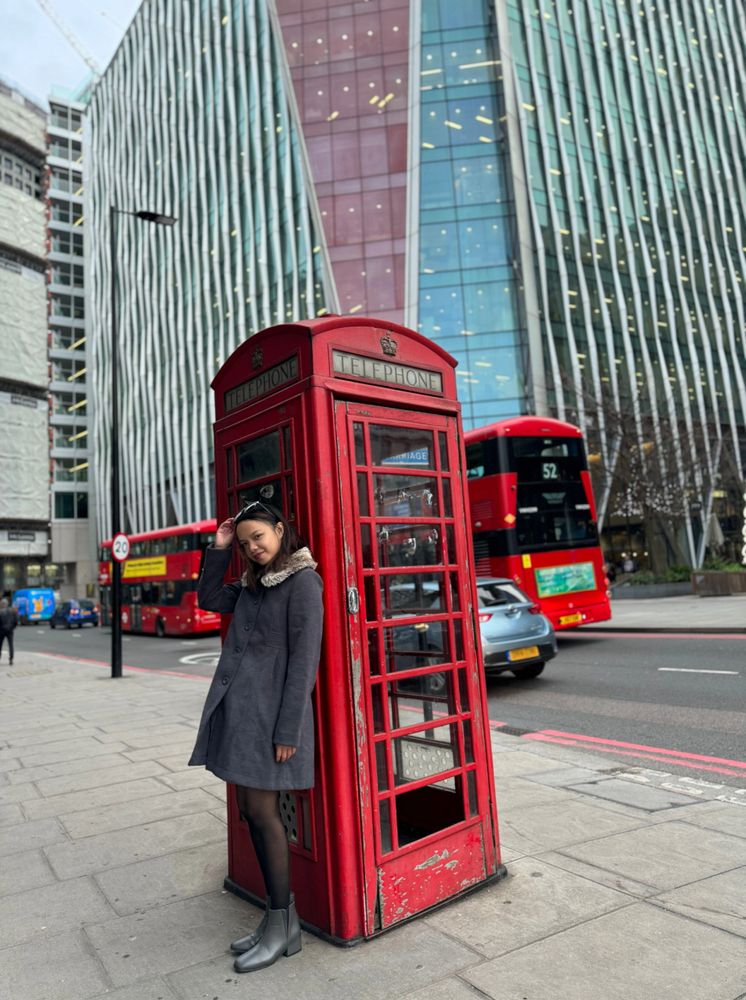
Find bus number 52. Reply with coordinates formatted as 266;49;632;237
542;462;559;480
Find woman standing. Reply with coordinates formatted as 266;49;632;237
188;501;323;973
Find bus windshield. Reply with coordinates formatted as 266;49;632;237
516;481;597;551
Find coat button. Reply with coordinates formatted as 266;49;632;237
234;647;240;654
221;677;229;685
243;625;250;631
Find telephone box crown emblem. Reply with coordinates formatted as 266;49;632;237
251;348;264;370
380;333;398;356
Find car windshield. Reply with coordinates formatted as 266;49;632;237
79;600;95;610
476;582;530;607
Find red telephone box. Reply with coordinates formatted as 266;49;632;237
211;316;505;944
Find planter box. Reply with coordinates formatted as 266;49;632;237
612;582;692;600
691;571;746;597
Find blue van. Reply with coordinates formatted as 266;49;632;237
13;588;56;624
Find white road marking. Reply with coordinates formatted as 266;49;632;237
658;667;739;675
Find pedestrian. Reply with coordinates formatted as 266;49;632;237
0;597;18;664
188;500;323;974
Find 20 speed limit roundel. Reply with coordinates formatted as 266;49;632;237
112;533;130;562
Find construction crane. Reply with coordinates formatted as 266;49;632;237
34;0;102;78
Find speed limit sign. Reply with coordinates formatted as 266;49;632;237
112;533;130;562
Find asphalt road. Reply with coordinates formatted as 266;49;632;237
12;622;746;786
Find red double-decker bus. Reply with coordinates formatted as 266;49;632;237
464;417;611;630
99;520;220;636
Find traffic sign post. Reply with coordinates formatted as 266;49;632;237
111;533;128;678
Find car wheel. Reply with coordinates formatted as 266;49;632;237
512;661;545;679
65;620;72;629
49;620;55;629
155;618;166;638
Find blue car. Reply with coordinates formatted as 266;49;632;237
49;599;99;629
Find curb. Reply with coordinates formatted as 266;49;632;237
568;627;746;636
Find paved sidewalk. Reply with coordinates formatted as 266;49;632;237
1;653;745;1000
591;592;746;632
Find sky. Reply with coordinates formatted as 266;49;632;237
0;0;143;108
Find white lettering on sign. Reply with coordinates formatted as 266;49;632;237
332;350;443;394
225;355;299;412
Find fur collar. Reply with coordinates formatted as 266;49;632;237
242;547;317;588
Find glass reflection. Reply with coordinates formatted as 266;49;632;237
377;524;442;567
380;572;446;618
372;474;440;517
383;620;450;672
369;425;434;469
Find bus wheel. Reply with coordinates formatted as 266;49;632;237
512;662;544;679
155;618;166;638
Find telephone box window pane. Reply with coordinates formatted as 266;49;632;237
463;719;475;764
238;481;282;513
237;430;280;482
372;475;440;517
226;449;233;486
376;741;389;790
364;576;378;622
379;799;393;854
371;683;386;733
395;780;466;847
380;572;446;618
357;473;369;516
438;431;450;472
387;672;457;731
383;621;451;673
283;425;292;468
450;574;461;612
353;422;366;465
467;770;478;816
446;525;456;564
360;524;373;566
367;629;382;675
286;477;295;520
458;668;470;712
377;524;441;567
369;425;434;469
453;619;465;661
391;723;459;788
441;478;453;516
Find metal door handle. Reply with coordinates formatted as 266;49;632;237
347;587;360;614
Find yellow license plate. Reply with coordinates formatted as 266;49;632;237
559;612;582;625
508;645;540;662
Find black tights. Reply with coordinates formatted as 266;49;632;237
235;786;290;910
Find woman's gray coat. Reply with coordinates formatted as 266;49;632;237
188;546;323;790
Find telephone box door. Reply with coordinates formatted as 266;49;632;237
335;400;498;934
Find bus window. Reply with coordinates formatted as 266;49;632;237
516;483;597;551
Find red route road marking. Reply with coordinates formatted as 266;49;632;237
533;728;746;768
36;651;210;682
567;631;746;640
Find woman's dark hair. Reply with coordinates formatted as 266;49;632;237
233;502;303;590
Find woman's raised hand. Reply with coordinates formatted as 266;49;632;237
215;518;236;549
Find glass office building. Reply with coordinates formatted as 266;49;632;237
88;0;746;564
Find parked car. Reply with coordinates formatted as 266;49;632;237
49;599;99;629
476;577;557;678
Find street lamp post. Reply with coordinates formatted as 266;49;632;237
110;206;177;678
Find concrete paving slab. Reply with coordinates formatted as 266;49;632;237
89;979;180;1000
157;768;226;792
45;811;226;879
498;799;644;854
651;865;746;938
157;753;198;772
493;778;575;812
60;788;219;839
6;752;130;786
462;902;746;1000
0;816;67;857
0;780;40;803
0;756;20;773
117;726;197;751
165;917;483;1000
491;751;572;777
122;743;195;763
0;848;57;898
678;803;746;839
23;777;169;822
567;777;696;811
16;737;129;768
536;850;659;898
95;842;227;915
557;820;746;890
526;765;616;787
0;802;24;826
35;759;171;797
94;713;181;733
401;979;481;1000
0;875;115;948
425;857;632;958
4;725;89;749
85;890;249;987
0;929;111;1000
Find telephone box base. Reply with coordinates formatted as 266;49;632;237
224;865;509;947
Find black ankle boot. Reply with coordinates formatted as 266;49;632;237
230;892;295;955
233;902;301;973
